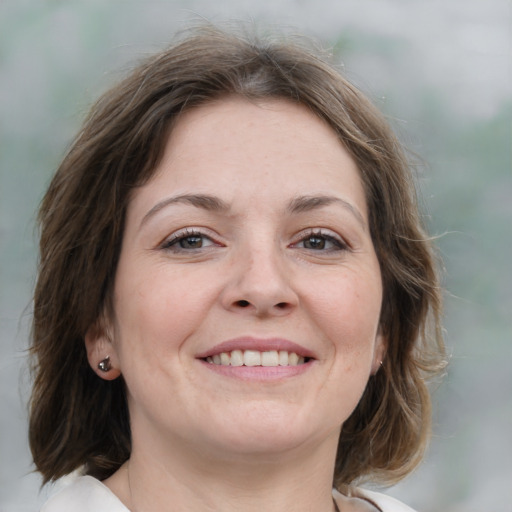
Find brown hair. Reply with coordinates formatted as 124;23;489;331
29;25;446;488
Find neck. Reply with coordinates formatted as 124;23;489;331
106;428;340;512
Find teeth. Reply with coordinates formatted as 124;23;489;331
288;352;299;366
261;350;279;367
244;350;261;366
230;349;243;366
278;350;288;366
206;350;307;367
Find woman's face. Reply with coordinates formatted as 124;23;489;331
88;97;385;461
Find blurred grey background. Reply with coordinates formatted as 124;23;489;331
0;1;511;511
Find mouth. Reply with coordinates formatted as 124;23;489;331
203;350;311;367
196;337;316;373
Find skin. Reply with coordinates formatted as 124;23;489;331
86;97;385;512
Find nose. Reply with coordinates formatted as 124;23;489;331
221;245;299;317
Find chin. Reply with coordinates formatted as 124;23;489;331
199;404;337;458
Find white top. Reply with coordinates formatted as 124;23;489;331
41;475;417;512
352;489;417;512
41;476;130;512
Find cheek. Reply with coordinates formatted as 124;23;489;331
304;270;382;360
112;265;214;362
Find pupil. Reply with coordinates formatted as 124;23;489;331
306;236;325;250
180;235;202;248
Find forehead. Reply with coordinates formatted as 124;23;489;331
129;96;368;221
165;96;342;162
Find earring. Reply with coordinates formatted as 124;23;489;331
98;356;112;372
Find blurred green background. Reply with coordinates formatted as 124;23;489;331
1;1;511;510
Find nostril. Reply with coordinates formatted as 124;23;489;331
236;300;250;308
276;302;288;309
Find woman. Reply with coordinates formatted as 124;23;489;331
30;26;446;512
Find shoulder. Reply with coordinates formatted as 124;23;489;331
355;488;418;512
333;488;417;512
41;475;129;512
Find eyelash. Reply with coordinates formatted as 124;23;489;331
160;228;218;252
292;229;348;252
160;228;349;253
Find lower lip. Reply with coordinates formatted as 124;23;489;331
198;360;314;381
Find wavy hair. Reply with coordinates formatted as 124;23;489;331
29;25;446;488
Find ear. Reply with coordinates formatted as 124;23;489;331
371;330;387;375
84;315;122;381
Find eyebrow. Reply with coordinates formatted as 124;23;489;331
140;193;366;230
287;195;366;229
140;194;230;227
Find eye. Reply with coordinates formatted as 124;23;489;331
293;230;347;252
161;229;217;252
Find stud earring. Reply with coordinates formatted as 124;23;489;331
98;356;112;372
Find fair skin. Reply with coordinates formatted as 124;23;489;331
86;97;385;512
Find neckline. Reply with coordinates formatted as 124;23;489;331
78;476;385;512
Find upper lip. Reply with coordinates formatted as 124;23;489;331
196;337;316;360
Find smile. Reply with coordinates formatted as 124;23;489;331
204;350;309;367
